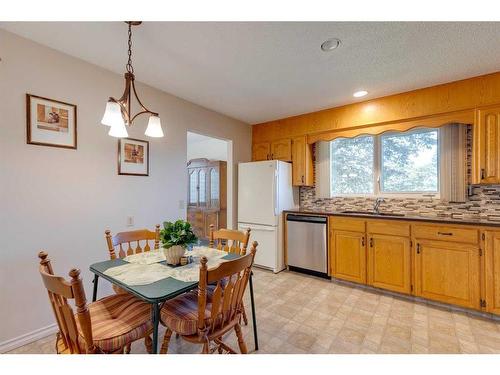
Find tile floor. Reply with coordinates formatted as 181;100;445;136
8;269;500;354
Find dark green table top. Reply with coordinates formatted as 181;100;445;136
89;253;240;304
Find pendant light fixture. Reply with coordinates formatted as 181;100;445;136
101;21;164;138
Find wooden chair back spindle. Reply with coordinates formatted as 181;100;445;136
197;241;257;339
105;224;160;260
209;225;251;255
38;251;97;354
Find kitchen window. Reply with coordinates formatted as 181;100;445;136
328;128;440;197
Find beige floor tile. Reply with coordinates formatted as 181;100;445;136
336;327;366;346
9;269;500;355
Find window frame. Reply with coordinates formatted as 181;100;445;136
329;127;441;199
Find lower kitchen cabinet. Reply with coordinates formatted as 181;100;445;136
414;239;480;309
367;234;411;294
330;229;366;284
485;231;500;314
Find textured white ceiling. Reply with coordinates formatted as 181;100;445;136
2;22;500;124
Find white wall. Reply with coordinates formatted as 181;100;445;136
0;29;251;350
187;132;228;161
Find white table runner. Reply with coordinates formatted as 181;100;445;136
103;246;228;285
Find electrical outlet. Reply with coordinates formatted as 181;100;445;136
126;216;134;227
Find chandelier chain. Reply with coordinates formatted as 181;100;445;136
126;22;134;74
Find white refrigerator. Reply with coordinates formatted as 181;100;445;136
238;160;297;273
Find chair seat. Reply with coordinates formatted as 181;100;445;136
76;293;152;352
160;290;213;336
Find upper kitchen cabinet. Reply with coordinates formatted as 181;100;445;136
291;136;314;186
252;142;271;161
252;139;291;161
473;105;500;184
270;139;292;161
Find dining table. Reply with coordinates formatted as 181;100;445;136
89;248;259;354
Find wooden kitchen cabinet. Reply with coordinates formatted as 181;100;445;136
252;142;271;161
252;138;292;162
414;239;480;309
329;218;366;284
484;231;500;314
270;139;292;161
473;104;500;184
367;234;411;294
291;136;314;186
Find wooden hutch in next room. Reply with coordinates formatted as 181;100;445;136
187;158;227;240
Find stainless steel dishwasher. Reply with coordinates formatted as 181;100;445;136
286;214;329;278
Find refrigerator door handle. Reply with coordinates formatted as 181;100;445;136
273;170;279;216
240;224;276;232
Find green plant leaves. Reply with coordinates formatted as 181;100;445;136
160;219;198;249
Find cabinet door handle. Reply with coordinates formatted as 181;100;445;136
271;153;274;159
369;238;373;248
361;237;365;247
437;232;453;236
417;243;421;254
481;168;486;180
301;175;305;183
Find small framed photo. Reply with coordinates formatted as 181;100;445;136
118;138;149;176
26;94;77;149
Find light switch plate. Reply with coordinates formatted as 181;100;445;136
178;200;185;209
126;216;134;227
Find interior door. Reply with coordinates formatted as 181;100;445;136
330;229;366;284
367;234;411;294
415;239;480;309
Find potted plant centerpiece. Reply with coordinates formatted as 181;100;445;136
160;220;198;265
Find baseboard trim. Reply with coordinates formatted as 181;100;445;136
0;323;57;353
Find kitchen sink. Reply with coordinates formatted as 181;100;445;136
340;210;405;217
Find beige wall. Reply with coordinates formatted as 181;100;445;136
0;29;251;350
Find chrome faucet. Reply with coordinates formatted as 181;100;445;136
373;198;385;214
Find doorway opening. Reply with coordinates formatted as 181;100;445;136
186;131;233;241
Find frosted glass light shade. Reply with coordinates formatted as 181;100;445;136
145;115;164;137
108;120;128;138
101;101;124;127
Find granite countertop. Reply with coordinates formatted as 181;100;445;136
284;208;500;227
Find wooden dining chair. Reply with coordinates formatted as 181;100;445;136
209;224;251;325
37;251;153;354
105;225;160;295
209;224;251;255
105;225;161;259
159;242;257;354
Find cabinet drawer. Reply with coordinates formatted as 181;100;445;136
367;220;410;237
330;217;365;232
413;224;478;244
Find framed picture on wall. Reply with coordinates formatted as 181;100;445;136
26;94;77;149
118;138;149;176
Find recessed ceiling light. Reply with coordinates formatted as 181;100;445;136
353;90;368;98
321;38;341;52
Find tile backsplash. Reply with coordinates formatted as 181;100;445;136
299;126;500;221
299;185;500;221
